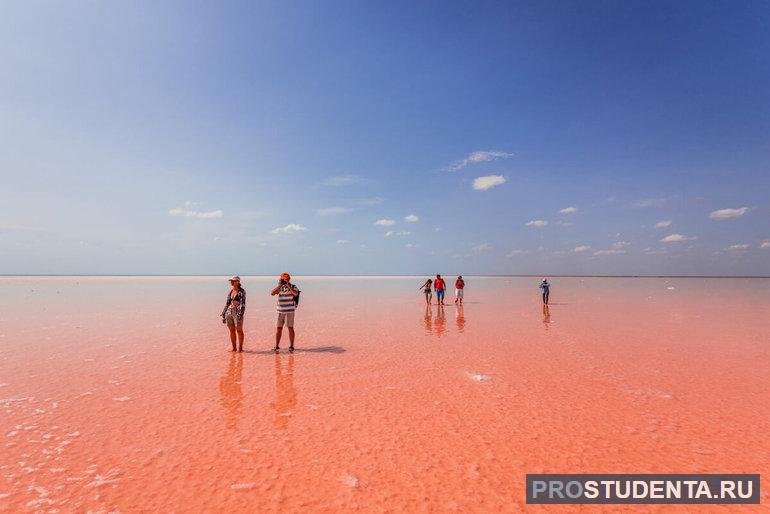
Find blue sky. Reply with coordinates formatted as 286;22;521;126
1;0;768;275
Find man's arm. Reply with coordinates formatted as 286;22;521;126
288;284;300;297
271;285;281;296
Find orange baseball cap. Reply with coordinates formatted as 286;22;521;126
280;272;291;280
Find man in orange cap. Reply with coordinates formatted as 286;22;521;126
271;272;300;351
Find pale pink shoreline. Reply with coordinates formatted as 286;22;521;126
1;277;768;512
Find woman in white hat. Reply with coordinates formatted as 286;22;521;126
221;276;246;352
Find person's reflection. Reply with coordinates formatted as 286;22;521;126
424;304;433;335
455;303;466;333
542;304;551;331
434;304;446;337
271;353;297;430
219;353;243;429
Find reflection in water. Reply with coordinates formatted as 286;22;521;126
424;304;433;335
434;304;446;337
542;304;551;330
271;353;297;430
219;353;243;429
455;303;465;333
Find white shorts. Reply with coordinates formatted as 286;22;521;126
455;289;464;299
277;311;295;328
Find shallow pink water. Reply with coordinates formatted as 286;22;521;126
0;276;768;512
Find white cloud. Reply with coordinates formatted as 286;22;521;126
709;207;749;220
555;220;573;227
654;220;672;228
321;174;366;187
472;243;493;253
760;240;770;249
593;249;627;256
316;206;353;216
168;205;223;219
634;197;668;208
270;223;308;234
559;207;578;214
336;239;350;244
404;214;419;222
573;245;591;253
472;175;507;191
525;220;548;227
660;233;695;243
612;241;631;249
357;197;384;206
506;249;529;257
448;150;513;171
374;219;395;226
385;231;412;237
405;243;415;248
726;244;750;251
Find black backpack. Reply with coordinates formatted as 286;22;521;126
293;285;301;306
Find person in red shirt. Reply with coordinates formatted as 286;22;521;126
434;274;447;305
454;275;465;304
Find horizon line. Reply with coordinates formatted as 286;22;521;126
1;274;768;279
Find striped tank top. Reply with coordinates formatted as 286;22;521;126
276;285;296;313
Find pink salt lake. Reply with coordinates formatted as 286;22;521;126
0;276;768;512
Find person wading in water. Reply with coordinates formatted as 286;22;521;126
271;272;300;352
221;276;246;352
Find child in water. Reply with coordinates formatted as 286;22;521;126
539;278;550;305
419;279;433;305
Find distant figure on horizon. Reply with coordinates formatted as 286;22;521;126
221;275;246;352
540;278;550;305
434;274;447;305
454;275;465;304
271;272;300;352
419;278;433;305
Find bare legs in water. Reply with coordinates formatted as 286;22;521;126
275;327;295;352
228;324;244;352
